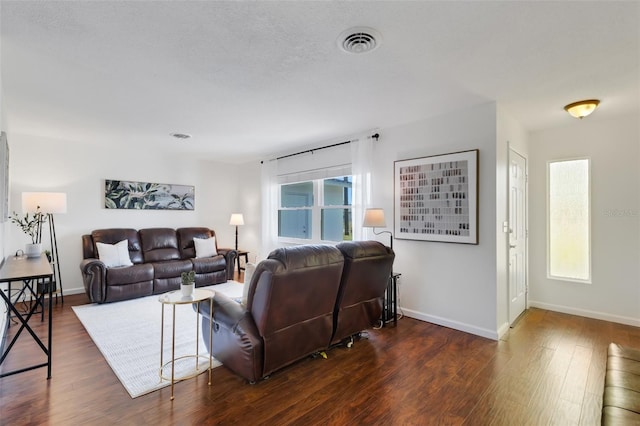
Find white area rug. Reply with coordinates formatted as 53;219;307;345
72;281;244;398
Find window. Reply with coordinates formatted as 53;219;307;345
548;158;590;282
279;176;352;242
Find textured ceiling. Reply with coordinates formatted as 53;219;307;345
1;1;638;163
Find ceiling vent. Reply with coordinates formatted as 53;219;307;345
338;27;381;54
170;133;192;140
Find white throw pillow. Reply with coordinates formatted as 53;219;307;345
96;239;133;268
242;262;256;306
194;236;217;258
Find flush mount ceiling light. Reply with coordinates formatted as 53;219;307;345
564;99;600;119
338;27;381;54
170;133;192;140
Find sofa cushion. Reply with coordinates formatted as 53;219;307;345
194;236;217;258
96;239;133;268
140;228;181;262
106;263;154;285
91;228;143;264
153;259;193;279
191;255;226;274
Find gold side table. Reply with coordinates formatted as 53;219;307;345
159;288;214;400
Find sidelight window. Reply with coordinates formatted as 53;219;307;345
547;158;591;282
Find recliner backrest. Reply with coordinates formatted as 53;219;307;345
177;227;216;259
332;241;395;344
247;244;344;377
139;228;181;263
90;228;144;264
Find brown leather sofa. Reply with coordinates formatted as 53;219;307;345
602;343;640;424
198;241;394;383
80;227;236;303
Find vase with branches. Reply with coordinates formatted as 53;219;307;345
10;207;47;257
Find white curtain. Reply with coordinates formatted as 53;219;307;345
260;159;279;259
351;136;373;241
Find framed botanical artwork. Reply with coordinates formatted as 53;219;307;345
394;149;479;244
105;179;195;210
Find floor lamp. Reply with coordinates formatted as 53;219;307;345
229;213;244;251
22;192;67;303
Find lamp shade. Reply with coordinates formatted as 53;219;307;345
363;208;386;227
564;99;600;119
229;213;245;226
22;192;67;214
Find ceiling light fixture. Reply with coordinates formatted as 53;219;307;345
170;133;192;140
338;27;381;54
564;99;600;119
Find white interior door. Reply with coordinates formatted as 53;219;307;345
508;148;527;325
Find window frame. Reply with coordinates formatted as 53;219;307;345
278;176;353;245
546;157;592;284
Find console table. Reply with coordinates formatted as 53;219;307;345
0;254;54;379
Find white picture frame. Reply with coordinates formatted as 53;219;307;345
394;149;479;244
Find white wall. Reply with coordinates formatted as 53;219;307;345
8;132;243;296
237;161;261;263
528;113;640;326
370;102;500;339
240;102;504;339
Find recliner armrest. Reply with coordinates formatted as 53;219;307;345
195;291;263;383
79;258;107;303
197;291;256;334
217;248;237;280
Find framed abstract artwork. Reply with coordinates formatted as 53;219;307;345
105;179;195;210
394;149;479;244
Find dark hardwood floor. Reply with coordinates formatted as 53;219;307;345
1;284;638;425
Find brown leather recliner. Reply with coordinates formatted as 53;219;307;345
199;244;345;383
198;241;395;383
332;241;395;345
602;343;640;424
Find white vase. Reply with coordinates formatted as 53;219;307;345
25;243;42;258
180;283;195;297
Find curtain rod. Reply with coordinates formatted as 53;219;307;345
261;132;379;163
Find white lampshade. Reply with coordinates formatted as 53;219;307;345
363;208;386;228
229;213;245;226
22;192;67;214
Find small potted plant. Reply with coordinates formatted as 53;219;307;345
180;271;195;297
10;207;47;258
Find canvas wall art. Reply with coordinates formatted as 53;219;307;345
394;149;479;244
105;179;195;210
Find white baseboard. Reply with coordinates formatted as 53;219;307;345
401;307;500;341
528;300;640;327
64;286;86;296
497;321;511;340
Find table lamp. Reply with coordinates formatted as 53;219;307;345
362;208;393;250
